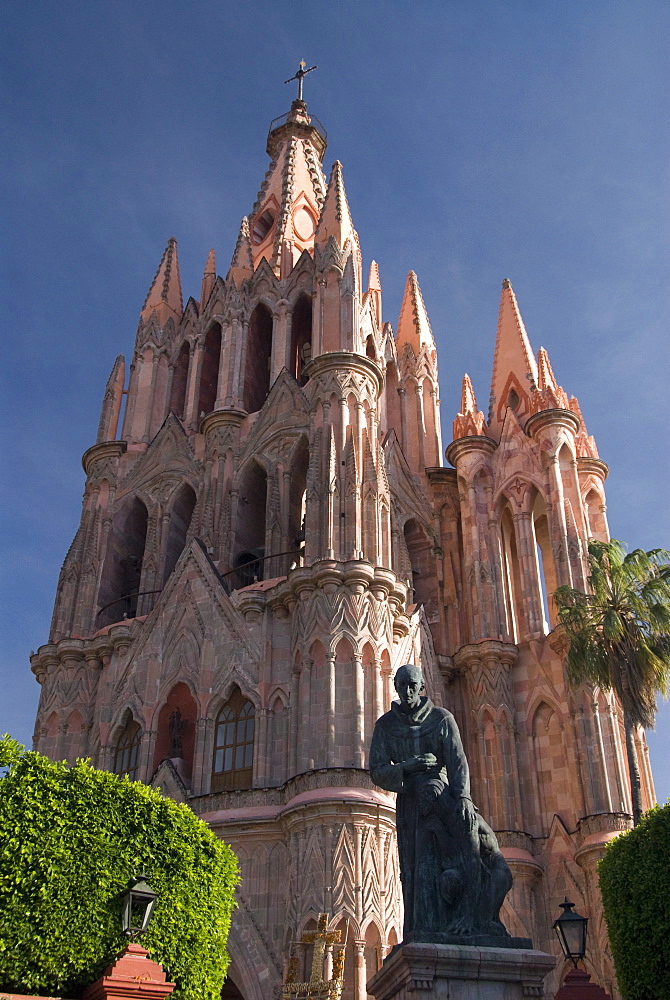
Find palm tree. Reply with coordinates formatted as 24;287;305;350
553;539;670;825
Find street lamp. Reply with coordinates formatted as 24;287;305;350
553;899;588;968
121;873;158;939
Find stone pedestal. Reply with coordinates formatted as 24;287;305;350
82;942;175;1000
366;942;555;1000
555;967;612;1000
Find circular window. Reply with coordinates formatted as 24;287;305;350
293;205;316;241
252;209;275;245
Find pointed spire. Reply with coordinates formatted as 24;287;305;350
396;271;435;353
200;248;216;309
228;218;254;285
488;279;538;436
367;260;382;328
453;374;486;440
315;161;356;251
140;237;183;325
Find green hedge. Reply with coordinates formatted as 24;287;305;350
0;736;238;1000
599;803;670;1000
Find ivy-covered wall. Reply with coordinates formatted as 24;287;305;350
0;736;239;1000
599;802;670;1000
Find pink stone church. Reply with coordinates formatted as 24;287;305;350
30;91;653;1000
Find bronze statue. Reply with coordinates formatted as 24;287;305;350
369;664;515;945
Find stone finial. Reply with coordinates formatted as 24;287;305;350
367;260;382;327
315;160;356;250
452;373;486;440
530;346;570;413
96;354;125;444
200;248;216;309
141;237;183;326
396;271;434;352
228;218;254;285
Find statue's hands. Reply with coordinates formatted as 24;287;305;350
458;796;478;832
404;753;438;774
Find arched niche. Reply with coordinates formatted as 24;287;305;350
289;295;313;386
98;496;149;626
403;518;437;613
163;483;197;583
170;341;190;419
365;334;376;360
152;682;197;783
197;323;222;419
211;686;255;792
243;304;273;413
531;700;565;834
234;461;267;588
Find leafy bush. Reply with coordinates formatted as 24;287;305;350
0;735;238;999
599;802;670;999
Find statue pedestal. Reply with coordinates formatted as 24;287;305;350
367;942;556;1000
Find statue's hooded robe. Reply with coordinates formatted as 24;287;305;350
369;696;473;942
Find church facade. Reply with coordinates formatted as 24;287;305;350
30;94;654;1000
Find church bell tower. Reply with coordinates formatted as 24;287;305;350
31;75;653;1000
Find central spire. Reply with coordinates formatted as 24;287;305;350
247;67;330;278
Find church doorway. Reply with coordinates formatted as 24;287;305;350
221;975;245;999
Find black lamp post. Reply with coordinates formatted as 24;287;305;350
553;899;588;968
120;873;158;939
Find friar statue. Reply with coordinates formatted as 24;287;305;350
369;664;514;944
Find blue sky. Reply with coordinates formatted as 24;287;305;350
1;1;669;800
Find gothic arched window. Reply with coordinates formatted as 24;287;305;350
212;689;255;792
113;719;142;780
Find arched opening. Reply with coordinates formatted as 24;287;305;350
531;492;557;632
169;341;190;419
197;323;222;420
333;918;355;1000
365;922;383;983
289;296;313;386
163;484;197;583
220;978;245;1000
365;334;376;360
383;361;400;435
113;714;142;779
234;461;267;588
288;438;309;569
585;487;608;541
403;519;438;615
499;504;523;642
212;686;255;792
152;682;197;784
98;497;148;626
243;304;273;413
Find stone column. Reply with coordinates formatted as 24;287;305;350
326;650;336;767
353;651;365;768
353;940;367;1000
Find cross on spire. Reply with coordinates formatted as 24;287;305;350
285;60;317;101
